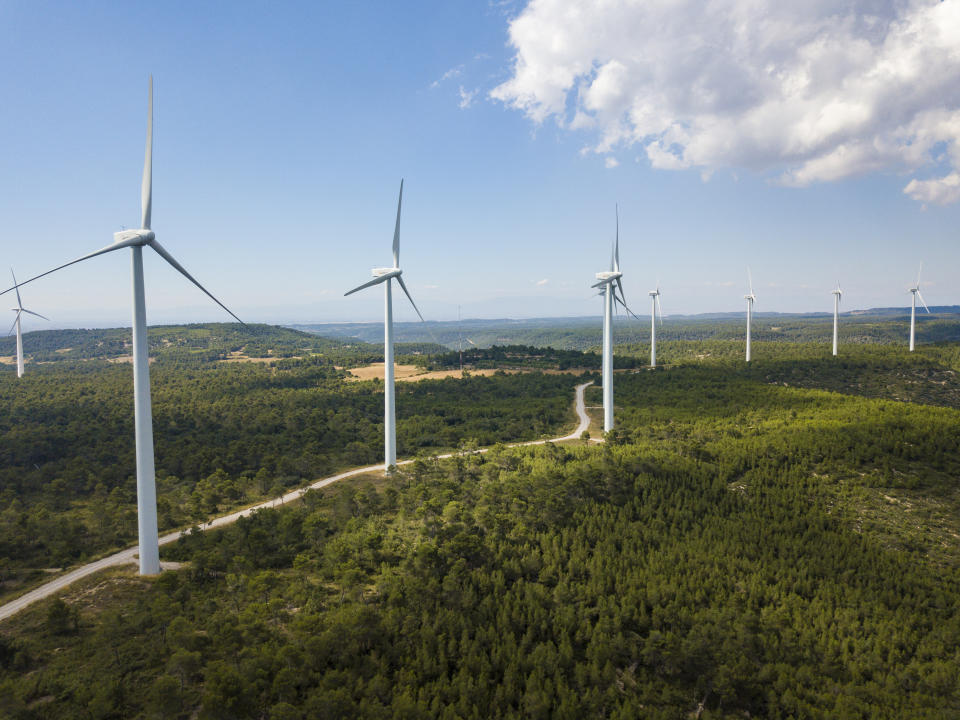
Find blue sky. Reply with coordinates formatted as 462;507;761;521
1;0;958;328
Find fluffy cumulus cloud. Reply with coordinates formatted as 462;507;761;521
491;0;960;203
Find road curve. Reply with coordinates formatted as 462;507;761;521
0;381;595;622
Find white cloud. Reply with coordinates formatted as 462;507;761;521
492;0;960;204
536;278;549;286
458;86;479;109
431;65;464;89
904;172;960;206
604;156;619;168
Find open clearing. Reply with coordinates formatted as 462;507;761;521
346;363;505;382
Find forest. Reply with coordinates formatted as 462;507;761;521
0;322;959;718
0;326;577;600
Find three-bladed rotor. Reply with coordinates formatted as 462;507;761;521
592;205;637;318
649;284;663;326
344;179;425;322
0;77;242;325
909;264;930;313
744;267;757;303
8;268;49;336
832;280;842;302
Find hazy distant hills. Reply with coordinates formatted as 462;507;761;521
292;306;960;350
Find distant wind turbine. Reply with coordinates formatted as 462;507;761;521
0;77;243;575
8;269;49;378
344;180;425;472
456;306;477;372
648;282;662;368
591;206;635;432
745;267;756;362
908;264;930;352
831;281;842;356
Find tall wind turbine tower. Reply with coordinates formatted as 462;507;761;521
648;283;662;367
831;281;842;356
0;78;243;575
908;265;930;352
8;269;49;378
591;207;634;432
745;268;756;362
344;180;425;472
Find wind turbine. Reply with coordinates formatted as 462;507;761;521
456;305;477;374
831;281;842;356
591;206;635;432
344;180;425;472
0;77;242;575
8;269;49;378
908;264;930;352
648;282;662;368
745;268;756;362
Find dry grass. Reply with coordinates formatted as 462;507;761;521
106;356;155;365
220;353;284;364
345;363;504;383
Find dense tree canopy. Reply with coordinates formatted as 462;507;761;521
1;323;959;718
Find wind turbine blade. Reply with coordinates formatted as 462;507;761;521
465;337;476;346
142;76;153;231
21;309;49;321
614;293;639;320
393;179;403;268
916;262;922;290
590;279;609;289
747;266;753;296
11;269;22;310
344;274;389;296
616;277;627;307
917;290;931;313
8;311;20;336
0;240;136;298
147;240;244;324
395;275;424;322
613;205;620;272
656;294;663;326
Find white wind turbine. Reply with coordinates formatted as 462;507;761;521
344;180;425;472
8;269;49;378
648;282;662;368
591;207;635;432
0;77;242;575
831;281;842;356
908;264;930;352
745;267;756;362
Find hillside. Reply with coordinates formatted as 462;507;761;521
0;326;958;718
294;313;960;351
0;325;578;604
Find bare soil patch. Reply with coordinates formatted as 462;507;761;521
346;363;503;382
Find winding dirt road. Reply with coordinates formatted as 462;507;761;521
0;381;595;622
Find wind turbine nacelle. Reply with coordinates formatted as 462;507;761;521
113;229;155;246
372;267;401;279
595;271;621;282
649;290;659;297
